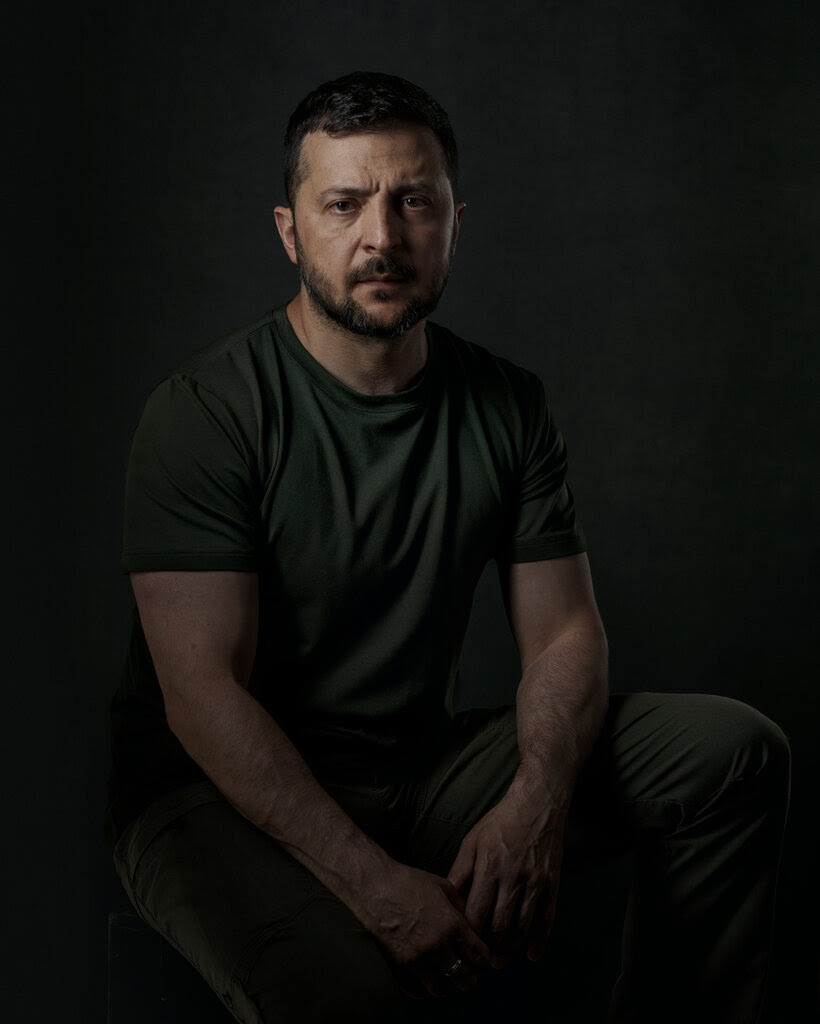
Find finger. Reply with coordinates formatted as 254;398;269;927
464;870;498;938
485;887;524;967
488;880;520;947
447;838;476;895
489;881;543;967
452;911;491;972
526;890;558;962
441;954;480;994
417;957;455;1000
440;878;467;915
515;883;542;947
444;876;492;970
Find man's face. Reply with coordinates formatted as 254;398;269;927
281;125;465;339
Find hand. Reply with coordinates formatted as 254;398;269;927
447;787;566;967
360;862;491;998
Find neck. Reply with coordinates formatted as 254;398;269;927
285;291;429;396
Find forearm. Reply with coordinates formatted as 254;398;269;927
165;680;393;914
167;680;491;988
510;613;609;811
135;570;489;990
448;555;609;963
448;619;607;963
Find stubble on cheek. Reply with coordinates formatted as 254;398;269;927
292;225;455;340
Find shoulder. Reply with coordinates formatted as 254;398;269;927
134;309;290;467
427;320;546;410
172;309;282;394
144;308;289;420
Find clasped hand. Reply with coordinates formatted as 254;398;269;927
364;862;490;999
366;788;564;998
447;787;566;968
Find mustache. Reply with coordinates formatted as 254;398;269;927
347;256;418;287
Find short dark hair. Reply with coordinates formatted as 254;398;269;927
283;71;459;206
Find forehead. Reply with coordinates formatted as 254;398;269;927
297;125;449;194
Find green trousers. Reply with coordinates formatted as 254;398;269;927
112;693;790;1023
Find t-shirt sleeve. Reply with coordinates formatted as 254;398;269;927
122;375;259;572
500;374;587;564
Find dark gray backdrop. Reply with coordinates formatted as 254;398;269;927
6;1;818;1020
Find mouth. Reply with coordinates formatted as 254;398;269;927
357;274;407;285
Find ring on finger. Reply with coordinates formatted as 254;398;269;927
443;958;462;977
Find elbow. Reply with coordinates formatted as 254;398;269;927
162;689;190;742
580;615;610;717
159;676;208;745
594;619;610;688
579;610;609;676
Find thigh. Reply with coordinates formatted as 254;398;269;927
401;693;788;873
567;690;790;859
115;790;406;1024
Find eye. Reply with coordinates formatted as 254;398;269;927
329;199;356;213
402;196;428;209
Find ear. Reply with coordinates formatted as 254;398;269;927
274;206;299;266
451;200;467;252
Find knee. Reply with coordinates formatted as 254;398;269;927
719;697;789;777
697;695;791;800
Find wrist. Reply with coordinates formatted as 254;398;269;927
507;757;573;817
328;836;401;921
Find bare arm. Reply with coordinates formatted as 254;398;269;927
504;551;609;813
448;552;609;964
131;570;488;996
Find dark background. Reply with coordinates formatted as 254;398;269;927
6;1;817;1020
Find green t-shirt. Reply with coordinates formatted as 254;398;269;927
107;307;585;839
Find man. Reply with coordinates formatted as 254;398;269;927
106;72;790;1023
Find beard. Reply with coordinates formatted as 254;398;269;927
294;231;453;340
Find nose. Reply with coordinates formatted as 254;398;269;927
360;196;402;253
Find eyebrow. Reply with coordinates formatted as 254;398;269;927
316;182;435;202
